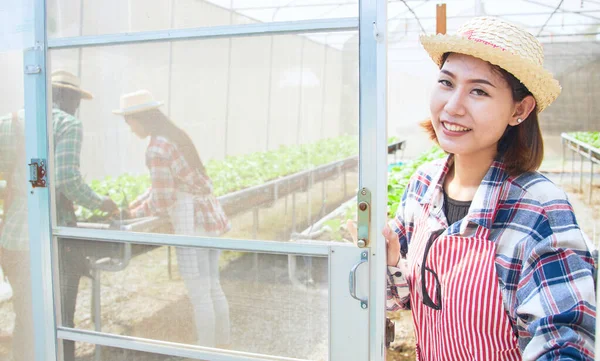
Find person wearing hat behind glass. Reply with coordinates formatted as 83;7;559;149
382;17;596;360
114;90;232;348
0;70;118;361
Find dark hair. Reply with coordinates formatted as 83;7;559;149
420;52;543;176
135;109;207;175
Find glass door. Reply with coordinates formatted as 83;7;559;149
22;0;389;360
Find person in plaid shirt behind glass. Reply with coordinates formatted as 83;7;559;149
383;18;596;360
114;90;231;348
0;70;118;361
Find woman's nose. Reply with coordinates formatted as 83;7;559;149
443;90;466;116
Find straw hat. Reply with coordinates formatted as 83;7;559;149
51;70;93;100
113;90;164;115
420;17;561;113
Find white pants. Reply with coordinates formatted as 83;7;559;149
176;247;230;347
170;191;231;347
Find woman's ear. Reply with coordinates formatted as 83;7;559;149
509;95;536;126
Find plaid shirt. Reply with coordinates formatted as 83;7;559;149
387;155;596;360
0;108;103;250
131;136;230;235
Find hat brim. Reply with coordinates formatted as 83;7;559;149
419;34;561;113
112;101;164;115
52;83;93;100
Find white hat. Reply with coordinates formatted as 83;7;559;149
51;70;93;100
113;90;164;115
420;17;561;113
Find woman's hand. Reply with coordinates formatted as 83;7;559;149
346;219;401;267
383;223;401;267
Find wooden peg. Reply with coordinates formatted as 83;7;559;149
436;3;447;35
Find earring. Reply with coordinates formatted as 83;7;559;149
517;118;524;124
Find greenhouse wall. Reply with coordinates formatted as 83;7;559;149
544;59;600;134
0;0;357;180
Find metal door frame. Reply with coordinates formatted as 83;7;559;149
25;0;388;359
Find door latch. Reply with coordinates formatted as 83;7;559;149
356;187;371;248
29;158;47;188
386;317;395;348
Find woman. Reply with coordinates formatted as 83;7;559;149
114;90;231;348
385;17;596;360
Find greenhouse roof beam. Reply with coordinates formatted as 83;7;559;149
48;17;358;49
390;9;600;21
523;0;600;21
231;1;355;12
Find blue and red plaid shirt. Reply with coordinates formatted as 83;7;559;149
131;136;230;235
387;155;596;360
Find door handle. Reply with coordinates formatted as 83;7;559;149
349;251;368;309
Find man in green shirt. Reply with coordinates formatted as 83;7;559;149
51;70;118;361
0;70;117;361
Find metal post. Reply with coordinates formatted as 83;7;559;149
25;0;58;358
92;268;102;361
307;173;313;227
168;246;172;280
343;169;348;198
560;138;565;185
580;153;584;193
571;147;575;186
252;208;259;239
292;192;297;233
321;180;326;218
589;155;594;204
252;209;260;281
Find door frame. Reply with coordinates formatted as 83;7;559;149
25;0;389;359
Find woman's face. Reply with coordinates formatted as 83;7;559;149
124;114;150;139
430;53;521;159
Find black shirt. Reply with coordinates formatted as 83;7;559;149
443;191;472;225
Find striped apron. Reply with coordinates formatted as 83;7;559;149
407;203;521;361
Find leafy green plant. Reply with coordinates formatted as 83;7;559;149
321;145;446;241
206;135;358;196
78;136;359;221
322;203;356;241
387;145;446;217
569;131;600;149
76;173;151;221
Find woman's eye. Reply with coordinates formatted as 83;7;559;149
472;88;489;96
438;79;452;87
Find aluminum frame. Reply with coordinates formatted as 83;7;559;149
26;2;388;361
53;227;331;256
25;0;57;359
359;0;388;359
48;18;359;49
57;328;311;361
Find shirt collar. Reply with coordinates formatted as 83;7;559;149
419;154;510;234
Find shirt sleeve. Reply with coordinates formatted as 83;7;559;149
133;143;177;217
54;119;103;210
130;188;151;218
387;187;412;311
516;196;596;361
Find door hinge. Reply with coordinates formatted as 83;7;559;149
24;65;41;74
29;158;47;188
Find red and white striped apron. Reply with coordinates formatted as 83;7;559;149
407;203;521;361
